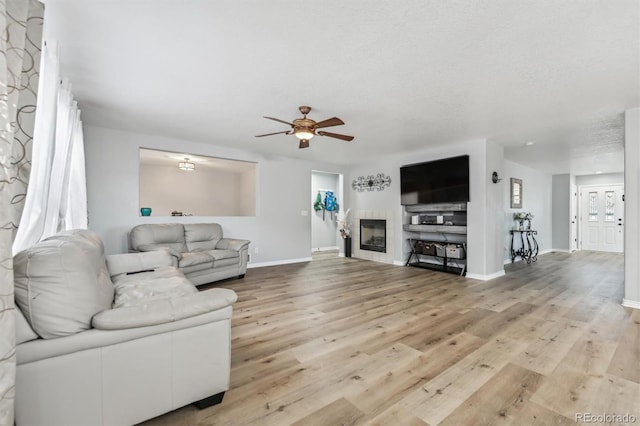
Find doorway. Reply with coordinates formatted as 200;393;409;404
579;184;624;253
311;171;343;254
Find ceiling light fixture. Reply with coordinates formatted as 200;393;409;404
524;141;535;147
178;157;195;171
293;127;314;141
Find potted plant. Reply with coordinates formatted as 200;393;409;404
513;212;534;230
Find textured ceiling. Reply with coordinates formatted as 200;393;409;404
43;0;639;173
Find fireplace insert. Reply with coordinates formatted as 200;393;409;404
360;219;386;253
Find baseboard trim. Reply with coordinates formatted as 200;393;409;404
247;257;312;268
503;249;556;265
466;269;505;281
393;260;405;266
622;299;640;310
313;246;339;252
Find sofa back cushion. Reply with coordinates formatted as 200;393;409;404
15;305;38;344
184;223;223;252
13;229;115;339
130;223;187;253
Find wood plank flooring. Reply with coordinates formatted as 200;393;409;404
141;251;639;425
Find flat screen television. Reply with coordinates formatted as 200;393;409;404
400;155;469;205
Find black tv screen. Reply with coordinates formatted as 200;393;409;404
400;155;469;205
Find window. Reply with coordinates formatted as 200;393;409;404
604;191;615;222
588;192;598;222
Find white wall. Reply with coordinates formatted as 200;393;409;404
576;172;624;186
347;138;504;278
624;107;640;307
485;140;506;274
140;163;245;216
84;125;346;265
503;160;553;262
311;172;339;250
239;167;256;216
551;174;571;251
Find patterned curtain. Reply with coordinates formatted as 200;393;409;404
0;0;43;423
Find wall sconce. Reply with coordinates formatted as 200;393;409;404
491;171;502;183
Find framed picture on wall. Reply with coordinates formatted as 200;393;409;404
510;178;523;208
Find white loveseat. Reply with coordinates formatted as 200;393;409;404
14;229;237;426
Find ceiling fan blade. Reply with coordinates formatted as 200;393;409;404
317;131;354;141
264;116;293;126
255;130;292;138
299;139;310;149
314;117;344;129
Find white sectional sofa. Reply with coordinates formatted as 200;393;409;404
13;229;237;426
129;223;250;286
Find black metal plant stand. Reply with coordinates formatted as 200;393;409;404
510;229;539;264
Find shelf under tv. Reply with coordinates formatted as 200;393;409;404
403;224;467;234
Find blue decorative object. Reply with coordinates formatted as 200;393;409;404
140;207;152;216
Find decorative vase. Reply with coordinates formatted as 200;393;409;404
344;236;352;258
518;220;524;231
140;207;152;216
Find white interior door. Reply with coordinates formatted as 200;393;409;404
580;184;624;253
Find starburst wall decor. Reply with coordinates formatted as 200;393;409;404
352;173;392;192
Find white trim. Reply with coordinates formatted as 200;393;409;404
551;248;571;253
312;246;339;252
622;299;640;310
503;249;555;265
393;260;405;266
247;257;312;268
466;269;505;281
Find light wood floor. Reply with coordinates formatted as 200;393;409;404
142;251;639;425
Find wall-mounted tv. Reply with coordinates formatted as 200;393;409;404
400;155;469;205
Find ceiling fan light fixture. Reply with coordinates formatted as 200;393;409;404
178;157;195;171
294;127;314;140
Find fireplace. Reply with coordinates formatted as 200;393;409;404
360;219;386;253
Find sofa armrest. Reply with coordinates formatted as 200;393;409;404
216;238;250;252
106;251;174;277
92;288;238;330
137;244;182;262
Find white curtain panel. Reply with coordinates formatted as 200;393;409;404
12;42;87;254
65;107;87;229
0;1;44;423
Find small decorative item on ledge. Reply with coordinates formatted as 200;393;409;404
352;173;391;192
140;207;152;216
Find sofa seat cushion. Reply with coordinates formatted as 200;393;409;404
178;252;214;268
205;249;240;267
92;288;237;330
13;230;115;339
111;266;197;308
